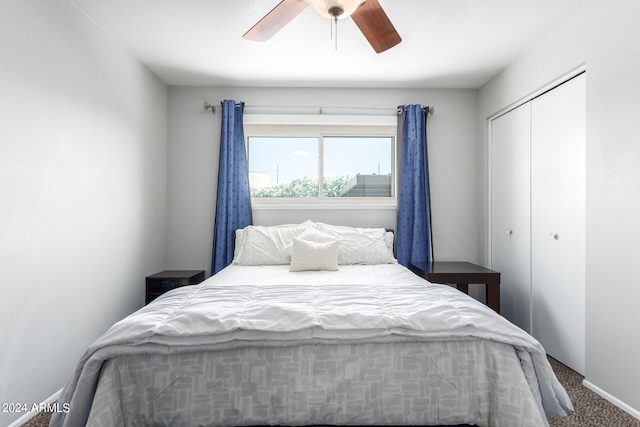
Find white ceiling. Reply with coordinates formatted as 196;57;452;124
68;0;591;89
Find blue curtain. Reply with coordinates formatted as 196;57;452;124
211;100;252;275
396;104;434;268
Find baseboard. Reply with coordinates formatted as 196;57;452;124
5;389;62;427
583;379;640;421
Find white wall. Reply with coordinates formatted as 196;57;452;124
167;86;480;277
0;1;168;425
478;0;640;415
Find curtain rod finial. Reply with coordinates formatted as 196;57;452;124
204;101;215;114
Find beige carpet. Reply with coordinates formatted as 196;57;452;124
546;357;640;427
20;357;640;427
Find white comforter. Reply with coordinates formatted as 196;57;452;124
51;264;572;427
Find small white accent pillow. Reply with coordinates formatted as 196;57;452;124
289;237;340;272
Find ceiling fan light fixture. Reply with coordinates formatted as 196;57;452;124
306;0;365;20
243;0;401;54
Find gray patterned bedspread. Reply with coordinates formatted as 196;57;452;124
50;264;572;427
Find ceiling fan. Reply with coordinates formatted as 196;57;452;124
243;0;402;53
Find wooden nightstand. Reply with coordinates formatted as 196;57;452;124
410;261;501;313
145;270;205;304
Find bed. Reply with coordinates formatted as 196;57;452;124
50;222;572;427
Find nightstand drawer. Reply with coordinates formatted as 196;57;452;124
145;270;205;304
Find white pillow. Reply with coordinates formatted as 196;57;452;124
233;222;315;265
296;227;341;244
384;231;395;253
289;237;340;272
233;228;246;261
315;223;396;265
282;227;336;259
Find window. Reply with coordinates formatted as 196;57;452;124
245;124;396;204
323;136;393;197
248;136;319;197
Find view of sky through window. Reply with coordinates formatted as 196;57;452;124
248;137;318;185
324;136;392;178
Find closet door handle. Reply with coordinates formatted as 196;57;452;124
550;233;559;240
506;228;513;235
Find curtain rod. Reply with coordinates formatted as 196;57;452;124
203;101;434;116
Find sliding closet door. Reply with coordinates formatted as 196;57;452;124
490;103;531;333
531;73;585;374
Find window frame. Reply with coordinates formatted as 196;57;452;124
245;123;397;207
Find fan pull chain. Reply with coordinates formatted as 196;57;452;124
329;6;343;51
333;15;338;50
330;15;333;40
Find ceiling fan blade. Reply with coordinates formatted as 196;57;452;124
351;0;402;53
243;0;309;42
